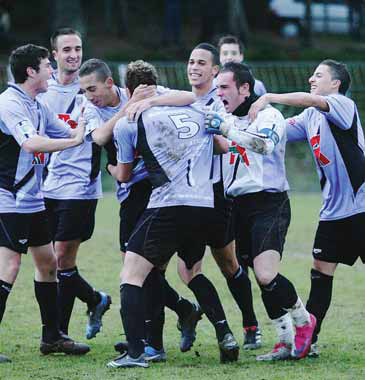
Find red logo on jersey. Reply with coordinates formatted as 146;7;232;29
310;135;330;166
32;152;45;165
229;141;249;166
58;113;78;129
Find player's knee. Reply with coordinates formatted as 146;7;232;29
254;269;275;286
7;254;22;279
312;259;337;276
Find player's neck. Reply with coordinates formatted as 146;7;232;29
57;69;79;85
192;81;213;98
107;87;120;107
18;82;37;100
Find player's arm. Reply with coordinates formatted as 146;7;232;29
108;162;133;183
90;84;157;146
205;111;282;155
126;90;196;121
248;92;329;121
213;135;229;154
23;116;85;153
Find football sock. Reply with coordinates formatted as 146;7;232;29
261;273;298;311
58;267;101;312
120;283;145;358
188;274;231;341
226;265;258;327
286;296;310;327
34;281;60;343
306;269;334;344
271;313;294;347
160;271;193;319
0;280;12;324
143;269;165;350
57;268;77;334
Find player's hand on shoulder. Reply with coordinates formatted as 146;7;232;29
72;107;86;145
126;98;152;122
248;95;269;121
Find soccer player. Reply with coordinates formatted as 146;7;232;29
217;34;266;96
79;58;203;358
184;43;262;350
39;28;111;342
106;60;239;368
248;59;365;357
0;44;89;363
205;61;316;361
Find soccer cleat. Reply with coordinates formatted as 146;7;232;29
177;303;203;352
291;314;317;359
256;342;291;361
0;354;11;363
86;291;112;340
40;335;90;355
218;333;239;363
144;345;167;362
243;326;262;350
308;342;320;358
107;352;149;369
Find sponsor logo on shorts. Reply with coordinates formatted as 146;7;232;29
18;239;28;244
313;248;322;254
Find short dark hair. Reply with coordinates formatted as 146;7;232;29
125;60;158;95
193;43;220;66
9;44;49;84
50;27;82;50
320;59;351;95
217;35;244;55
80;58;112;82
220;62;255;91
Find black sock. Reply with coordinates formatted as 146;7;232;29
143;269;165;350
34;281;60;343
227;266;258;327
0;280;12;324
306;269;334;344
57;268;77;334
188;274;231;341
59;267;100;312
161;273;193;320
260;273;298;319
120;283;145;358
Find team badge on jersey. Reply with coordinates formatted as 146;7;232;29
58;113;78;129
310;135;331;166
229;141;249;166
32;152;45;165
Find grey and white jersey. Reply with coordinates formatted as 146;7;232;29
114;105;214;209
0;84;71;213
286;93;364;221
225;105;289;197
39;72;102;200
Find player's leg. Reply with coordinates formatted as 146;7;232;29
305;213;364;356
211;241;261;350
48;199;111;338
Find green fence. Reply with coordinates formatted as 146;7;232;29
0;61;364;192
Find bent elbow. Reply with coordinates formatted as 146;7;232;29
22;140;37;153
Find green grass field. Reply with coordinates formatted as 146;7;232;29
0;193;364;380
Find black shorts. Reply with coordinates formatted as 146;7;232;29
207;181;234;249
233;191;291;267
119;179;152;252
127;206;211;269
44;198;98;242
313;212;365;266
0;211;52;254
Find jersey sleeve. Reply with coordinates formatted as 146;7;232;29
43;103;71;138
113;118;137;164
286;111;307;142
83;103;102;142
254;79;267;96
319;94;356;130
0;100;38;146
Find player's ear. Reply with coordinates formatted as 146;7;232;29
212;65;220;77
239;82;250;96
106;77;114;87
52;50;57;61
332;78;341;91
